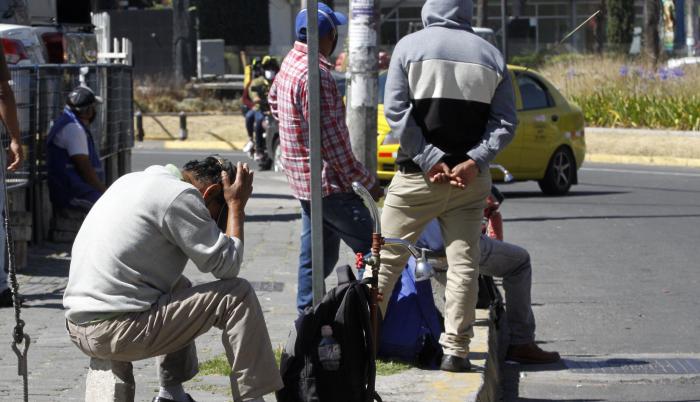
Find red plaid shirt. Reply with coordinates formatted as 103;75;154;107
269;42;375;200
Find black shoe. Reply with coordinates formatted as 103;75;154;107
152;394;196;402
0;288;15;308
439;354;472;372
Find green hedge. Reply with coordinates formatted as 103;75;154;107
572;91;700;131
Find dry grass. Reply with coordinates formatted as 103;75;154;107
134;77;242;113
536;54;700;130
141;114;248;144
538;54;700;99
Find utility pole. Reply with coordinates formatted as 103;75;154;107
173;0;194;84
687;0;696;56
347;0;380;173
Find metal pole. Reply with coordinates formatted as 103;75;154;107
687;0;696;56
307;0;325;306
347;0;379;173
178;111;187;141
135;110;144;142
501;0;508;60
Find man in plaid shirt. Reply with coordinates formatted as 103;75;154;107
269;2;382;312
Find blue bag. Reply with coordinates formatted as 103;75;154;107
378;258;443;368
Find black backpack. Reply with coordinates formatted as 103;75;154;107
276;265;382;402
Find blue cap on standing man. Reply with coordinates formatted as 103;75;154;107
295;2;348;42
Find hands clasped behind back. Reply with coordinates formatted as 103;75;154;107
427;160;480;189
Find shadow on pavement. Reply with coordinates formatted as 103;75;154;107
251;192;296;200
246;213;299;222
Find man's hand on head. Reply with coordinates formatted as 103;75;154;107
426;162;451;184
222;162;254;213
449;159;479;189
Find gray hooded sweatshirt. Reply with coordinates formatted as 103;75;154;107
385;0;517;173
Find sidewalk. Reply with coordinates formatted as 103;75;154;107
0;171;496;402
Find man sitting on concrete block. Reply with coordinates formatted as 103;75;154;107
418;218;561;365
63;157;282;402
47;85;106;213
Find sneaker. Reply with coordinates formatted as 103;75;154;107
439;354;471;372
505;342;560;364
0;288;12;308
242;141;254;153
254;152;265;161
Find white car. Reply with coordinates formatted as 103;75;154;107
0;0;97;65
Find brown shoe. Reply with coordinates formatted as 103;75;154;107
505;342;560;364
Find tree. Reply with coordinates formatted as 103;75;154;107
606;0;635;52
195;0;270;47
645;0;661;64
595;0;607;53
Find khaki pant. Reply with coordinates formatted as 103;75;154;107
66;276;282;401
372;171;490;358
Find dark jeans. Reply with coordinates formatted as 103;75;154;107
245;109;265;152
297;192;373;312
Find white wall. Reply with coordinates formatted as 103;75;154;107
269;0;294;57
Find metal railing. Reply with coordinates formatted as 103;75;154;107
1;64;134;241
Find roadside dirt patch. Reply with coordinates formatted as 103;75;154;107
140;114;700;165
142;114;248;145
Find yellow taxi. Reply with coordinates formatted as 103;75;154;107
374;66;586;195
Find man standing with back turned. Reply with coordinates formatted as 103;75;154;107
269;2;382;313
375;0;518;372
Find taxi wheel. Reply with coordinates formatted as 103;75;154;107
538;147;574;195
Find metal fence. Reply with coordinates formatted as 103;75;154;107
2;64;134;242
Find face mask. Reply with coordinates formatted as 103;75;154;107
264;70;276;81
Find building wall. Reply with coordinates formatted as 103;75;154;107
269;0;659;57
268;0;350;60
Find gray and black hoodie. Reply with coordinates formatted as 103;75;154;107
385;0;517;173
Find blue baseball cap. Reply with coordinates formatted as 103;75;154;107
295;2;348;42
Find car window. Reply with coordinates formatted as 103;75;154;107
517;74;553;111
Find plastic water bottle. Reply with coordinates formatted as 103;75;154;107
317;325;341;371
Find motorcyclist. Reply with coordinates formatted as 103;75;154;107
244;56;279;165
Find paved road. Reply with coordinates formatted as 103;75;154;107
2;148;698;401
133;151;700;401
496;163;700;401
133;150;700;400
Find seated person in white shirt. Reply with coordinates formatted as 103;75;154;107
63;157;282;402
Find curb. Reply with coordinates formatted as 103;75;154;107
586;154;700;168
586;127;700;138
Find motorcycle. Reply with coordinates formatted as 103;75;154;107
260;111;281;172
